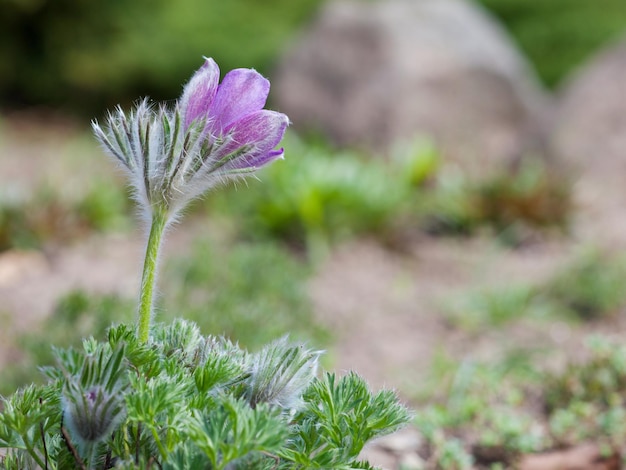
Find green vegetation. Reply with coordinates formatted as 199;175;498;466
478;0;626;86
1;87;412;467
0;237;326;396
0;131;584;402
210;136;438;255
0;292;133;396
209;138;570;256
0;182;130;252
446;250;626;331
0;0;322;114
0;129;574;255
539;250;626;321
415;336;626;468
3;0;624;115
546;337;626;446
1;103;624;469
419;158;571;245
445;285;537;332
0;320;409;469
165;238;328;349
2;0;622;119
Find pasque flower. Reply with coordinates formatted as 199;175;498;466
92;58;289;342
92;57;289;220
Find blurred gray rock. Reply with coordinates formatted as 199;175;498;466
551;36;626;174
273;0;549;178
550;36;626;246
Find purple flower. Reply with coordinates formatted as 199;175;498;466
180;58;288;174
92;57;289;221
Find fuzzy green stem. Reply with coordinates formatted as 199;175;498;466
137;206;168;342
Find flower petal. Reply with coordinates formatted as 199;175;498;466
179;57;220;129
231;148;284;170
208;69;270;132
214;110;288;170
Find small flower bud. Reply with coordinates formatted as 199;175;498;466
62;383;125;445
246;337;321;411
61;345;128;449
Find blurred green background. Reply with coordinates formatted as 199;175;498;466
1;0;625;116
0;0;321;115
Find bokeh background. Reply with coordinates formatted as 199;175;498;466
2;1;626;468
1;0;625;115
1;0;320;115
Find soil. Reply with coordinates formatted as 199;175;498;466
2;117;626;469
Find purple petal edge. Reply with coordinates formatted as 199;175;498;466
179;57;220;129
231;148;285;170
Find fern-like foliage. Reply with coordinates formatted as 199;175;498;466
0;319;410;469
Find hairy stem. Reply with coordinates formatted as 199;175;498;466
137;206;168;342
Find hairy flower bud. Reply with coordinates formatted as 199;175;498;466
92;57;289;222
246;337;321;411
62;383;125;445
61;345;128;449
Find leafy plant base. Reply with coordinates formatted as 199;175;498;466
0;319;409;469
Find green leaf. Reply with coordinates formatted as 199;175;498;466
188;396;288;470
